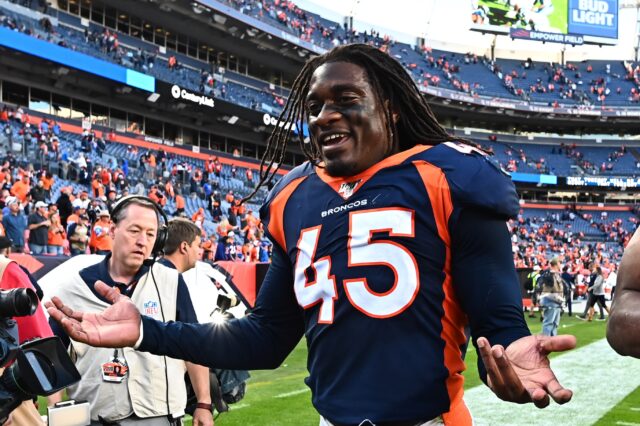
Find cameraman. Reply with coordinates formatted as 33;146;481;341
0;236;52;425
0;236;52;345
47;197;212;425
160;219;213;425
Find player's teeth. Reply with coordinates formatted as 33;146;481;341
326;134;346;142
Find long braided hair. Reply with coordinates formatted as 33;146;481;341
244;43;458;202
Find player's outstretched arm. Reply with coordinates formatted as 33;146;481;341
607;227;640;357
477;334;576;408
45;280;141;348
450;208;576;407
47;246;305;370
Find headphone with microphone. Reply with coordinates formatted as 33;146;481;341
109;195;169;260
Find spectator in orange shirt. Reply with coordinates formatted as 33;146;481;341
91;178;104;199
200;234;217;261
11;176;30;203
236;200;246;218
47;212;66;256
90;210;113;255
191;208;205;229
41;172;54;199
101;168;111;186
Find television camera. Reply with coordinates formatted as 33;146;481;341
0;288;80;423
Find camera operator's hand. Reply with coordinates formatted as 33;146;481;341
45;281;141;348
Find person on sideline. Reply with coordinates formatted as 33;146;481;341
47;197;213;425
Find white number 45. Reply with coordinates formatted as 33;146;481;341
293;208;419;323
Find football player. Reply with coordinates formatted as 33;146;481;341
607;226;640;358
47;44;575;425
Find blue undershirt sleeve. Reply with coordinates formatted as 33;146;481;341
450;208;531;384
138;244;304;370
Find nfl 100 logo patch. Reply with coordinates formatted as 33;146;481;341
338;179;361;200
144;300;159;316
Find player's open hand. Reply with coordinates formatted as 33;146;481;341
478;334;576;408
45;280;142;348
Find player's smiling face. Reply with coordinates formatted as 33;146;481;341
306;61;395;177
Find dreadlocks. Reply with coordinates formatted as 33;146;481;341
244;43;457;202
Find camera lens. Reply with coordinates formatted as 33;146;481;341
0;289;38;318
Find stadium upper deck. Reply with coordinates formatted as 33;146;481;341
6;0;640;115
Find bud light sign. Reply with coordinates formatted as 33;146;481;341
568;0;618;39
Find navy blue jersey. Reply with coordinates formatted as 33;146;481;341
139;143;529;425
258;142;524;423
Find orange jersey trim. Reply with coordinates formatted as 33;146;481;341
413;160;471;426
268;176;308;251
315;145;432;199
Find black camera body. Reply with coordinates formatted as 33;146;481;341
0;288;81;423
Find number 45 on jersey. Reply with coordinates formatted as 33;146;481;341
294;208;420;324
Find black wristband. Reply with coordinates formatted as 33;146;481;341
196;402;212;411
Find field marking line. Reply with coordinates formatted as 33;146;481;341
229;403;251;410
464;338;640;426
615;422;640;426
274;388;311;398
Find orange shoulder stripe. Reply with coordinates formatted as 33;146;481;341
268;176;308;252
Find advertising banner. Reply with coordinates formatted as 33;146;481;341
566;175;640;188
510;28;584;45
568;0;618;39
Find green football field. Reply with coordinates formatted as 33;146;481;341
38;315;640;425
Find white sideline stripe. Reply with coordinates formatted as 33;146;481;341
275;388;310;398
465;339;640;426
616;422;640;426
230;403;250;410
631;408;640;412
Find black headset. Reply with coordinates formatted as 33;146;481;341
109;195;169;259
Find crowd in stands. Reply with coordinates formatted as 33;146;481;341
4;0;640;112
623;61;640;103
510;206;637;281
0;106;273;263
3;99;640;274
480;137;640;176
488;60;592;105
